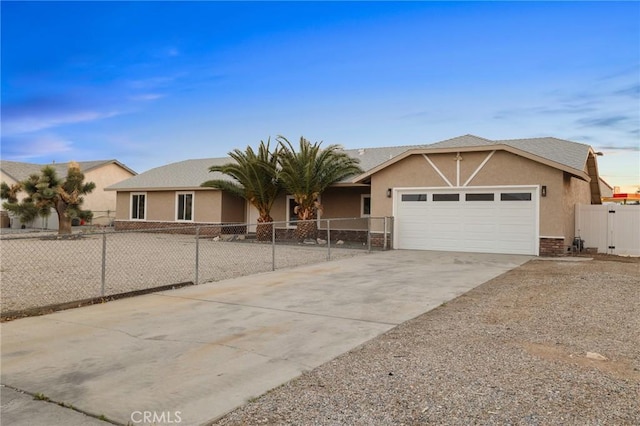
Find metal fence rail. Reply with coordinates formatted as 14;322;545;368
0;217;392;317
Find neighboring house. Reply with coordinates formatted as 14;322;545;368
1;159;136;228
107;135;604;256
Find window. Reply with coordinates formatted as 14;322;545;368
286;196;298;228
361;195;371;217
433;193;460;202
131;193;146;220
401;194;427;202
466;193;495;201
501;192;532;201
176;192;194;221
286;195;321;228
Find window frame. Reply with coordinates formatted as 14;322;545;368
433;193;460;202
500;192;532;201
361;194;371;217
401;194;428;202
286;195;321;229
465;193;495;202
130;192;147;221
176;191;195;222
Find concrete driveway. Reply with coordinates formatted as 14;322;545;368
1;250;530;425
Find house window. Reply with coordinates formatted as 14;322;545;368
466;193;495;201
361;195;371;217
401;194;427;202
433;193;460;202
176;192;194;221
131;193;146;220
286;196;298;228
286;195;321;228
501;192;532;201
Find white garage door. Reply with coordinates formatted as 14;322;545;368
394;187;538;255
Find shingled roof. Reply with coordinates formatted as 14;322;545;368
1;159;136;183
106;135;597;191
106;158;235;191
353;134;595;184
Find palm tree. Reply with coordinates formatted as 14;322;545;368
202;139;281;241
1;162;95;235
277;136;363;241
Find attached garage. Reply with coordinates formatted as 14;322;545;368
394;186;539;255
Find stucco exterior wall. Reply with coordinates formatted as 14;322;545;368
84;164;135;213
271;194;288;223
221;192;245;223
146;191;174;221
370;150;569;239
115;192;130;220
270;187;370;230
563;173;592;248
116;190;224;223
321;187;370;217
194;190;223;223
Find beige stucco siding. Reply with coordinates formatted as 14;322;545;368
563;173;591;246
146;191;174;221
220;192;245;223
321;187;370;218
116;190;224;223
84;164;135;214
115;192;130;220
370;150;571;239
194;190;222;223
271;194;288;223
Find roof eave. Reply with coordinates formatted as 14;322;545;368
105;186;219;192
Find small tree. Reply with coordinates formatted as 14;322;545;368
202;140;281;241
1;162;95;235
277;136;363;240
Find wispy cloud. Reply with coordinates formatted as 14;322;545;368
614;84;640;98
1;134;74;161
129;93;165;101
577;115;631;128
2;106;121;135
598;145;640;151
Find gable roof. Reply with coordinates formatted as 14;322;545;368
1;159;136;183
352;134;595;183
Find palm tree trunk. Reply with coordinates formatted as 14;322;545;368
295;219;318;241
255;215;273;242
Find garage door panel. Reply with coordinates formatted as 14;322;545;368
396;188;537;255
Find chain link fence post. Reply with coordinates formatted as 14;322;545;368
272;222;276;271
383;216;388;251
101;230;107;297
195;226;200;285
327;219;331;261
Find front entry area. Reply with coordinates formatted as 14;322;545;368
394;187;539;255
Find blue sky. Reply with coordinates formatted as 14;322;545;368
2;1;639;188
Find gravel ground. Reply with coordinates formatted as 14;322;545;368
0;232;367;315
214;256;640;425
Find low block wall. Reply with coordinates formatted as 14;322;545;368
114;221;246;236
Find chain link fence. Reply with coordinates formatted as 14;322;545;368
0;217;393;318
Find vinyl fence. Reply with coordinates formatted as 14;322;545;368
0;217;393;317
575;204;640;256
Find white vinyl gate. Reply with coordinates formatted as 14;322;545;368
575;204;640;256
